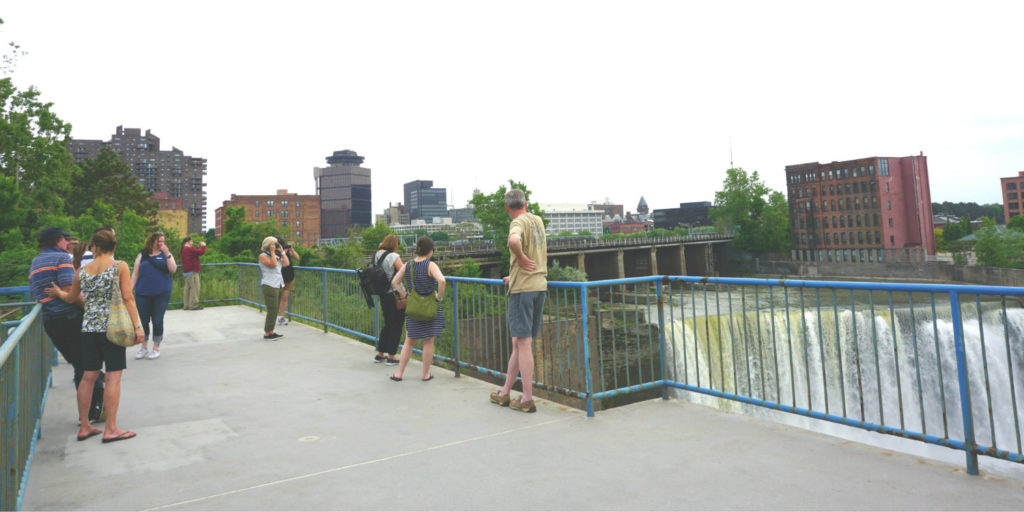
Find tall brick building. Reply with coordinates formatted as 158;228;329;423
67;126;207;234
1000;171;1024;224
786;154;935;264
214;190;321;247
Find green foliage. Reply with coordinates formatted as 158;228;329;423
952;252;969;266
932;202;1004;224
429;230;450;242
974;226;1024;269
547;260;587;282
555;230;574;237
934;228;948;253
449;257;482;278
709;168;790;253
467;179;547;268
318;240;363;270
413;228;428;237
360;220;396;251
67;147;157;221
577;229;593;237
942;217;972;244
1008;215;1024;233
671;226;689;237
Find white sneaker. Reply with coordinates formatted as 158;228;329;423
135;347;148;360
277;316;286;325
147;350;161;360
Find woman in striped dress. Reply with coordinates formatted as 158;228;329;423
388;236;445;381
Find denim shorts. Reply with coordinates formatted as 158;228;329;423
507;291;546;339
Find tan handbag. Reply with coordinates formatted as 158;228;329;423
394;291;407;311
106;275;136;347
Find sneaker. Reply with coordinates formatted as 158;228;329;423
385;358;399;366
490;390;510;407
373;355;386;363
134;347;148;360
263;333;284;340
147;350;161;360
510;398;536;413
277;316;286;325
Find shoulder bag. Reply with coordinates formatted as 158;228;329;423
404;261;437;322
106;262;137;347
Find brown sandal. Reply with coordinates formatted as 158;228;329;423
490;390;510;407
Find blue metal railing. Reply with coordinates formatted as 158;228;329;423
9;264;1022;480
1;287;52;511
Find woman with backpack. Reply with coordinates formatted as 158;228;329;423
388;236;445;381
373;235;405;365
130;231;176;360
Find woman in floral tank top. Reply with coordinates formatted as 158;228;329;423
47;229;144;443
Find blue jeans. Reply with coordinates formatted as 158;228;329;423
136;291;171;342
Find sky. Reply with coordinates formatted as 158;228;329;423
3;1;1023;230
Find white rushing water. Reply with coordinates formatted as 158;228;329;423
663;297;1024;476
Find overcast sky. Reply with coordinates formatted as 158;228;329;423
4;1;1022;230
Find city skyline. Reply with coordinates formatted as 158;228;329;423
3;2;1022;231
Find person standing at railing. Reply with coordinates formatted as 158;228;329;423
258;236;288;340
130;232;177;361
46;228;144;443
490;189;547;413
30;226;104;423
373;234;405;365
180;236;207;311
389;236;445;381
276;238;299;326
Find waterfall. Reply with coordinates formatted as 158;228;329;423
665;297;1024;464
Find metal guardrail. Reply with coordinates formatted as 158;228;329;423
1;287;50;511
10;265;1022;480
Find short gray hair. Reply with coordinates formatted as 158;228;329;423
505;189;526;210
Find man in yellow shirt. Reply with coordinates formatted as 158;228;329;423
490;189;547;413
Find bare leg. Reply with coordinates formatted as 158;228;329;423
515;337;535;402
77;371;101;437
499;341;521;397
421;338;434;379
102;370;131;439
278;289;290;318
394;337;415;379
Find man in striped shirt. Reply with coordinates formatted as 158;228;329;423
30;226;103;422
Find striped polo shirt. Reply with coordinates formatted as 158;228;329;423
29;246;78;320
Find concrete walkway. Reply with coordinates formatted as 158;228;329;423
21;306;1024;510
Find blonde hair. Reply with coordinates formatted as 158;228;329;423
378;234;400;252
261;236;278;253
143;232;164;254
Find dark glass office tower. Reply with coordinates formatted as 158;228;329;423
315;150;372;238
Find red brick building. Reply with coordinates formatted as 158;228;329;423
215;190;321;247
1000;171;1024;224
786;154;935;264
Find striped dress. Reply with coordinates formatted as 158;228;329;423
404;258;444;339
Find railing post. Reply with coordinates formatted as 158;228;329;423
321;269;328;333
657;278;667;401
581;285;594;417
949;291;979;475
452;280;460;378
236;263;242;305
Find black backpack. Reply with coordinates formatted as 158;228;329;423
358;251;392;296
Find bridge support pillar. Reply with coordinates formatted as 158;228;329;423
617;250;625;279
650;247;658;275
680;246;687;276
705;244;715;275
577;253;586;276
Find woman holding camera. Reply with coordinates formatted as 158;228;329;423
258;236;288;340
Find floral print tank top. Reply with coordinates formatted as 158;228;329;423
79;262;120;332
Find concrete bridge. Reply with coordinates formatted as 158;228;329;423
20;306;1024;510
436;234;734;279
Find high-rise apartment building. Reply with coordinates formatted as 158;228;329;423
214;190;321;247
1000;171;1024;223
67;126;208;234
314;150;371;238
786;154;935;264
404;180;448;222
539;204;603;236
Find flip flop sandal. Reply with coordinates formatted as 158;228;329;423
102;431;137;443
389;375;403;382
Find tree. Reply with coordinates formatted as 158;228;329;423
67;147;157;221
468;179;547;268
942;217;972;244
429;230;450;242
0;77;76;251
1007;215;1024;233
360;220;396;252
709;168;790;253
974;222;1024;269
450;257;482;278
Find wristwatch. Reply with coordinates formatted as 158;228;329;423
133;324;143;329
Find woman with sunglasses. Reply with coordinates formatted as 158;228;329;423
130;231;177;360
